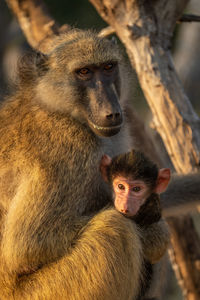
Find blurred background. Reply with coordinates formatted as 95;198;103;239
0;0;200;299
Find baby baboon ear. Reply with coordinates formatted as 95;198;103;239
35;52;49;76
154;168;171;194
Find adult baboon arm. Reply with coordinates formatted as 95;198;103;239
161;174;200;217
1;207;143;300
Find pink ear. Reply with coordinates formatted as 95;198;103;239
154;168;171;194
100;154;112;182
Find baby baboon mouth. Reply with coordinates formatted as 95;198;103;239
88;120;122;137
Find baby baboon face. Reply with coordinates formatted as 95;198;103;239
100;151;171;217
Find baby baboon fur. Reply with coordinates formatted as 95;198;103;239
0;30;169;300
101;149;171;299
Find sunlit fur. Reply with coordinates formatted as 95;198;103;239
0;30;169;299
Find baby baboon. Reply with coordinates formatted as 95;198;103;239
100;150;171;298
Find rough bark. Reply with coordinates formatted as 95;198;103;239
168;217;200;299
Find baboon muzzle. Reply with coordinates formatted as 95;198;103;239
88;90;123;137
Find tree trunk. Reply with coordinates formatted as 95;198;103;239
89;1;200;299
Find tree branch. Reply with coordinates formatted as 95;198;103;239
5;0;70;52
179;14;200;22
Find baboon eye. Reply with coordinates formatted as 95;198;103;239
118;184;125;190
104;63;114;71
77;68;90;75
132;186;141;192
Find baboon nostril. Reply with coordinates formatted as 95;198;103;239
106;113;121;120
106;114;114;120
121;208;129;214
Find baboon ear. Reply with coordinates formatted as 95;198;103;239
100;154;112;182
154;168;171;194
35;52;49;75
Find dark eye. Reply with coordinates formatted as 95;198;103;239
104;63;114;71
77;68;91;76
132;186;141;192
118;184;125;190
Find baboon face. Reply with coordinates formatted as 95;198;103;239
35;31;124;137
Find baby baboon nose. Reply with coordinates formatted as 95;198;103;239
121;208;129;214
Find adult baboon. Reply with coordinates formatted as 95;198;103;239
0;29;171;299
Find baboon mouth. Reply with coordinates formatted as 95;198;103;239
88;120;122;137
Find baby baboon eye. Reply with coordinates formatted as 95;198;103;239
118;184;125;190
132;186;141;192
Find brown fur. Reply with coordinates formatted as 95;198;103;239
0;29;169;299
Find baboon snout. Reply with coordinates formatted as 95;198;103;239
88;86;123;136
100;103;123;127
88;105;123;137
104;111;122;126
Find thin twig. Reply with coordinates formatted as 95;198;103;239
179;14;200;23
